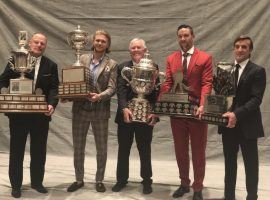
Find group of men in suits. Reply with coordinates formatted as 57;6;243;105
0;24;266;200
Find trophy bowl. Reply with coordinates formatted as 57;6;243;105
121;52;164;123
67;25;89;67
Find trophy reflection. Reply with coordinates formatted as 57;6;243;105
121;52;164;123
57;25;92;99
0;31;47;113
202;62;235;125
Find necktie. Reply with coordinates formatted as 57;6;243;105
182;52;189;85
234;64;240;88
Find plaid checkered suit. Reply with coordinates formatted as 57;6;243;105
71;53;117;182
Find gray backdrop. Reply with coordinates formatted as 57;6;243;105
0;0;269;163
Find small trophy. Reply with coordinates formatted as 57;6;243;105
202;62;235;126
152;69;197;118
56;25;92;99
0;31;48;113
121;52;164;123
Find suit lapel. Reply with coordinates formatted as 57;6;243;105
187;48;199;76
96;55;110;80
35;56;45;88
237;61;252;87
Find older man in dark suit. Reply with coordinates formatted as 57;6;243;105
0;33;59;198
219;35;266;200
112;38;159;195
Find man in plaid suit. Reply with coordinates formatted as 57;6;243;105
67;29;117;193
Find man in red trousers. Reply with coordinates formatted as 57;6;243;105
161;24;213;200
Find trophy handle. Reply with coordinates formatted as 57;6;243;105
8;57;15;70
156;71;166;88
121;67;132;84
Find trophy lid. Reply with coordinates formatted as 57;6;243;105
11;31;28;54
137;51;156;70
216;62;233;72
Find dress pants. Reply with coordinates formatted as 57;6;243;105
170;117;207;192
116;123;153;185
222;126;258;200
72;111;108;182
8;114;49;189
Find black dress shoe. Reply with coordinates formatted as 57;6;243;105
67;181;84;192
143;184;152;194
11;188;21;198
111;182;127;192
193;190;203;200
31;184;48;193
96;182;106;193
172;185;190;198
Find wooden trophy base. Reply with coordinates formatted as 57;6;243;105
0;94;47;113
56;82;90;100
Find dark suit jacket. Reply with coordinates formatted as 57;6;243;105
218;61;266;139
0;56;59;120
115;60;160;124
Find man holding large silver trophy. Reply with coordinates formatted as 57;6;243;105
0;32;59;198
66;29;117;193
112;38;161;195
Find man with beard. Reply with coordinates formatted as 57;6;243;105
66;29;117;193
160;24;213;200
112;38;159;194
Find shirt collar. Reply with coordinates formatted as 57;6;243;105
181;46;194;55
235;58;249;69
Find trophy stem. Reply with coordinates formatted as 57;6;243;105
137;93;145;99
73;51;82;67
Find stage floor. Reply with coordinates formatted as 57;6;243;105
0;152;269;200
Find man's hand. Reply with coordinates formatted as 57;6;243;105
223;112;237;128
88;92;101;102
147;114;159;126
123;108;133;123
195;105;204;119
45;105;55;116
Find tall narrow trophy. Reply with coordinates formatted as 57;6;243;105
121;52;164;123
152;69;197;118
56;25;92;99
0;31;48;113
202;62;235;125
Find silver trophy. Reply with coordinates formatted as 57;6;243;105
0;31;47;113
202;62;235;125
121;52;164;123
8;31;36;93
57;25;92;99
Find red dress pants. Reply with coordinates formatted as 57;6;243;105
170;117;208;191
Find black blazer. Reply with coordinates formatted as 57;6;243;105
0;56;59;118
218;61;266;139
115;60;160;124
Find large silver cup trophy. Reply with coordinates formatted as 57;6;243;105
202;62;235;125
121;52;164;123
0;31;47;113
57;25;92;99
